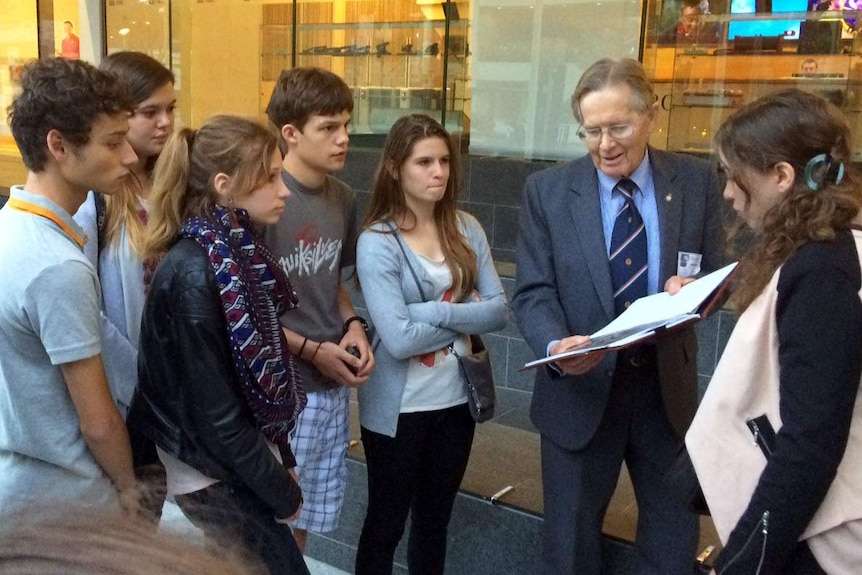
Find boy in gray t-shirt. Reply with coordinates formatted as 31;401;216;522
263;67;375;551
0;58;138;522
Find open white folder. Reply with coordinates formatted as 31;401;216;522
520;262;738;371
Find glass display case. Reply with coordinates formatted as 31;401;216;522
652;10;862;159
666;51;861;159
260;1;470;142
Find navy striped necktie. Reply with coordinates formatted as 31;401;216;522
609;178;647;316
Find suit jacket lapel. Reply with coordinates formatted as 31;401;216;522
651;149;683;285
568;162;615;322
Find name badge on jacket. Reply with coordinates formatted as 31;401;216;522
677;251;702;277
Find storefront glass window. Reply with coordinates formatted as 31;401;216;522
103;1;645;161
641;0;862;161
1;3;39;143
105;0;170;65
2;0;102;187
469;1;643;160
105;0;178;123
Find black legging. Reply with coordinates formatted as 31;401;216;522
355;403;475;575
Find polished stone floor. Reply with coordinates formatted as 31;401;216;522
161;390;721;574
325;391;721;574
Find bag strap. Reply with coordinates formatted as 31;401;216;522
388;222;428;302
94;191;107;255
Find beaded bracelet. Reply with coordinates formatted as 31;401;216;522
343;315;368;335
298;337;309;359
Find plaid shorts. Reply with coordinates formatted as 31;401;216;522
288;385;350;532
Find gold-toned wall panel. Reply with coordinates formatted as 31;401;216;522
0;144;27;189
186;0;264;124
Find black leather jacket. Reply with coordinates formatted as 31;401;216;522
128;238;301;519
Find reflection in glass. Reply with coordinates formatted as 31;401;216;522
106;0;170;67
1;3;38;141
470;2;642;160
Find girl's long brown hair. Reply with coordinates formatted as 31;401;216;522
717;89;861;312
362;114;476;300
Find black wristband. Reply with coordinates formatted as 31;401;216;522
310;341;323;362
343;315;368;335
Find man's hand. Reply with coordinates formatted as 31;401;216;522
550;335;607;376
116;483;141;519
286;467;302;522
664;274;696;295
340;322;375;378
62;355;136;505
275;467;302;524
311;341;370;388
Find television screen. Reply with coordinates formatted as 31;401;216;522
727;0;810;40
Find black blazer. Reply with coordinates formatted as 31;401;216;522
512;148;724;451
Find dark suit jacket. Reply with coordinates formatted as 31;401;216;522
512;148;724;452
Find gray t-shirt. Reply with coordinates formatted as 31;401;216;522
0;187;117;519
262;172;357;394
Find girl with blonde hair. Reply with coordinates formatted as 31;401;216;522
128;115;308;575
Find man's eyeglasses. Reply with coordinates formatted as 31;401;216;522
577;124;636;142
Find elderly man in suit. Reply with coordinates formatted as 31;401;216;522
512;57;723;575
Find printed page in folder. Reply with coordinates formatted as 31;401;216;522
520;262;738;371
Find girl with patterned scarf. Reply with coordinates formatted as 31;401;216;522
127;115;308;575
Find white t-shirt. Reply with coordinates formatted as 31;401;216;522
157;442;282;496
400;253;469;413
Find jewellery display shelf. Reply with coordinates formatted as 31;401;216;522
647;12;862;160
260;3;470;139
